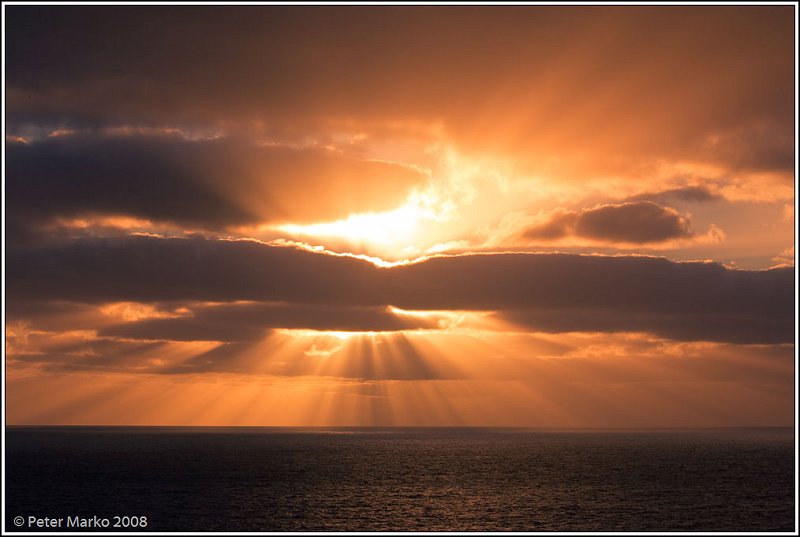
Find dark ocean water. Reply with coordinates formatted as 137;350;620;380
4;427;795;532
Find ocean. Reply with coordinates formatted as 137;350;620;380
4;427;795;532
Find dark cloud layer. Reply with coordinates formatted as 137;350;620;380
6;134;424;239
497;309;788;345
524;201;695;243
5;6;793;171
7;237;793;343
6;238;378;305
99;303;439;342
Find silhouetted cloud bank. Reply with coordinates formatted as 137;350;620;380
7;237;792;343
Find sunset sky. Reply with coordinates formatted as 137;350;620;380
4;5;796;427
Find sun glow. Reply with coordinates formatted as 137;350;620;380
269;145;562;260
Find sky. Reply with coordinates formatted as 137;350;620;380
4;5;796;427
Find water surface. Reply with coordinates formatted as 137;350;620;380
5;427;794;531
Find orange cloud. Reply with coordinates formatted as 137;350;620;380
523;201;695;244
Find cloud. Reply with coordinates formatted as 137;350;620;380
628;186;721;204
11;338;171;373
523;201;695;244
5;6;792;176
6;237;382;305
5;132;425;241
701;121;794;173
6;237;793;343
99;303;440;342
495;309;789;345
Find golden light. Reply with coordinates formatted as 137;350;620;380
266;144;587;261
278;329;370;342
276;189;448;256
